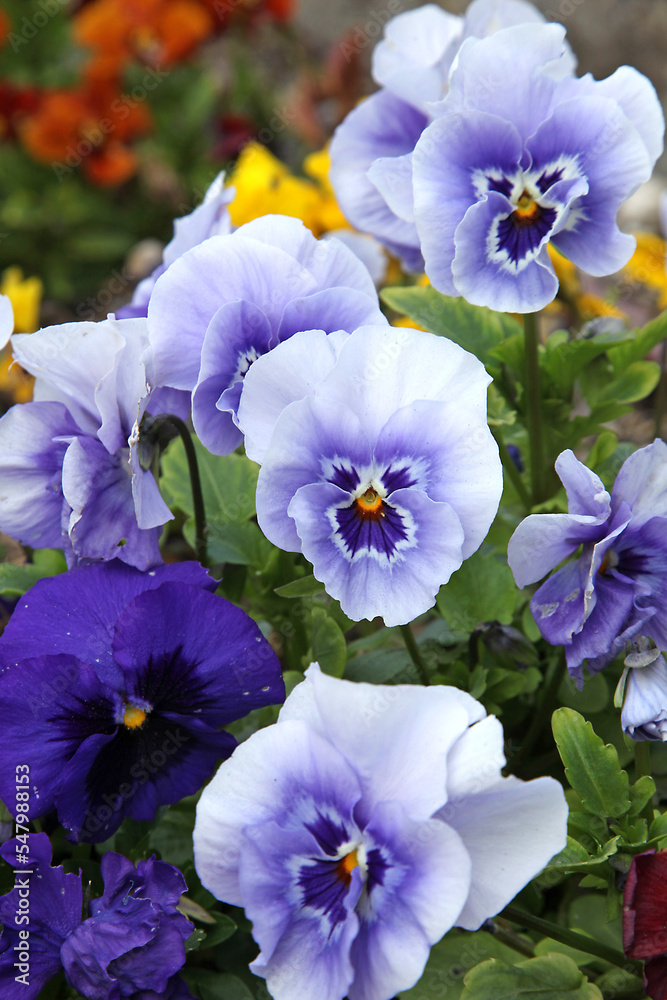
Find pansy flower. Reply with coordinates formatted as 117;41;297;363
146;214;387;456
621;650;667;742
0;314;188;569
0;561;284;841
61;852;194;999
248;324;502;625
0;834;83;1000
412;22;663;311
194;663;567;1000
329;0;560;271
508;442;667;683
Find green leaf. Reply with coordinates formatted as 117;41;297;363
607;309;667;369
595;360;661;405
552;709;630;818
401;930;519;1000
148;797;197;867
183;970;255;1000
201;912;238;949
381;286;521;369
161;437;258;524
194;520;272;568
274;575;326;598
311;607;346;677
585;430;618;471
437;548;518;631
461;953;602;999
0;550;66;597
629;774;656;817
487;384;517;427
542;330;632;396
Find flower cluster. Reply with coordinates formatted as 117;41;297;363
0;833;194;1000
195;664;567;1000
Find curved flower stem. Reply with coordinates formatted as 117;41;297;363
523;312;544;505
399;624;430;686
163;415;207;566
491;426;531;512
501;904;642;973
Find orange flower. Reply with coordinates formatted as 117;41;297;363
19;72;151;186
74;0;215;69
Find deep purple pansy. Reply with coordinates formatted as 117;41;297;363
0;834;83;1000
0;561;284;842
61;852;194;1000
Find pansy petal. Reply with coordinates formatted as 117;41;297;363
279;664;485;825
443;775;568;930
235;216;379;300
288;481;466;626
0;561;216;682
0;295;13;349
277;287;386;343
610;439;667;527
367;152;417;225
239;329;347;465
329;90;427;268
0;401;76;549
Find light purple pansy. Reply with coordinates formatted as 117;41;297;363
329;0;559;271
508;442;667;683
249;325;502;626
412;22;664;311
116;170;234;320
0;316;185;569
146;214;387;456
194;663;567;1000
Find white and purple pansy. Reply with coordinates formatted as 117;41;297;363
329;0;565;272
245;325;502;626
194;664;568;1000
508;441;667;684
146;214;387;457
0;315;186;570
412;22;664;311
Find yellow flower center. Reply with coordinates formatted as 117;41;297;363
123;704;147;729
355;487;384;519
336;850;359;884
514;190;541;224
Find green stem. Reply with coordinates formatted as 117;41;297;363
634;741;656;826
491;920;535;958
501;905;642;973
399;624;430;686
164;415;207;565
491;426;531;512
511;654;565;775
523;312;544;505
654;338;667;439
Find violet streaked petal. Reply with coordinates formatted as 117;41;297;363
276;287;386;343
610;439;667;527
413;111;523;296
256;395;372;552
0;401;77;549
194;720;363;907
289;481;466;625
